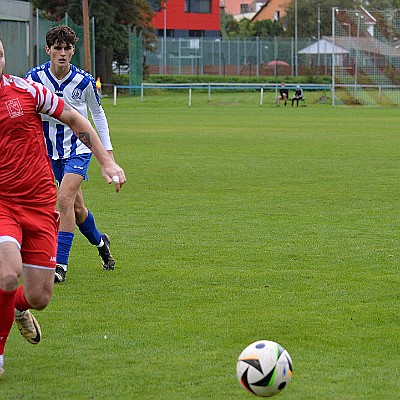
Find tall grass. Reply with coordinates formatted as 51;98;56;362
2;96;399;399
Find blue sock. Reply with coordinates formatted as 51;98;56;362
77;210;102;246
57;231;74;265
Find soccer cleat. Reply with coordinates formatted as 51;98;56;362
14;310;41;345
98;233;115;270
54;264;67;283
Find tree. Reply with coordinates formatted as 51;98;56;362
253;20;284;37
223;14;240;37
29;0;155;81
283;0;400;38
223;14;284;38
283;0;354;38
365;0;400;8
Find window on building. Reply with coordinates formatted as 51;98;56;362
240;3;249;13
274;10;280;20
148;0;162;12
185;0;211;13
189;30;205;37
157;29;174;37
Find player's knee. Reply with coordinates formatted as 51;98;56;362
74;204;87;221
0;270;20;292
57;192;75;213
26;291;52;310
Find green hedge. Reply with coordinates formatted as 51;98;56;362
112;74;332;86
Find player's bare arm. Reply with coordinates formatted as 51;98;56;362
75;131;93;149
58;103;126;192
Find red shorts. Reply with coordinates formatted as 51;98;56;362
0;200;60;269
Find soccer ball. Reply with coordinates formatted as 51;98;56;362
236;340;293;397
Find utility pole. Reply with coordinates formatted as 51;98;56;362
294;0;298;76
163;0;167;74
82;0;91;72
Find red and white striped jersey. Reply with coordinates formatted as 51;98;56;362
0;74;64;205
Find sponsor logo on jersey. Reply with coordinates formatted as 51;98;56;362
6;98;24;118
72;87;83;100
55;89;63;97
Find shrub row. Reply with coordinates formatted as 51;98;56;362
112;74;332;86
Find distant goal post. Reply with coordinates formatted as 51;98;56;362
332;7;400;106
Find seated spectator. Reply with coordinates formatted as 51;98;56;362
292;85;304;107
277;82;289;107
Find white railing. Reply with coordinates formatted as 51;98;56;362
111;83;332;107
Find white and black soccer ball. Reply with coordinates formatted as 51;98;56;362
236;340;293;397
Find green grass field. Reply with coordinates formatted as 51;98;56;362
2;94;399;399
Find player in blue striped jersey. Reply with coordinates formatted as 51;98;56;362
26;25;117;283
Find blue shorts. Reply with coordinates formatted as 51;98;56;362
51;153;92;185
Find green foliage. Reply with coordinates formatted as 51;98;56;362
283;0;353;37
1;98;399;399
366;0;400;8
282;0;400;38
30;0;155;72
224;14;239;37
112;73;332;86
141;74;332;85
223;14;284;38
253;19;284;37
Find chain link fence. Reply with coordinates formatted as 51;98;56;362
145;37;331;77
333;8;400;106
0;9;94;77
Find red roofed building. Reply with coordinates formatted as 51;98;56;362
251;0;290;22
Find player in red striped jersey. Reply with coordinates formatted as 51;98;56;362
0;38;126;378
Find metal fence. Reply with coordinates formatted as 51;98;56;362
0;5;94;77
145;37;332;77
332;8;400;106
0;0;32;77
0;19;30;76
110;83;332;107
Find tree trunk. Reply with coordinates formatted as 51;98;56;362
96;45;113;83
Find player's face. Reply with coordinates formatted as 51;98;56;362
46;41;75;69
0;40;5;79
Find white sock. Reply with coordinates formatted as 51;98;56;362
57;263;68;272
14;309;25;318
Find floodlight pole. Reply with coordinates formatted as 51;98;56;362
317;6;321;67
355;12;361;87
294;0;298;76
36;8;39;64
82;0;91;73
163;0;167;74
332;7;336;107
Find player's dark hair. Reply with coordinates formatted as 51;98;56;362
46;25;79;47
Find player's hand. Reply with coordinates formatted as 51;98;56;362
102;164;126;192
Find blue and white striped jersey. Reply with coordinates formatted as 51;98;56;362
26;62;112;160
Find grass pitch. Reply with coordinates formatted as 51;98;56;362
2;94;399;399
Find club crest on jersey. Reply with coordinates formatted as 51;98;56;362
6;98;24;118
72;87;83;100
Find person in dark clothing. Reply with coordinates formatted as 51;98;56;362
292;85;304;107
277;82;289;107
